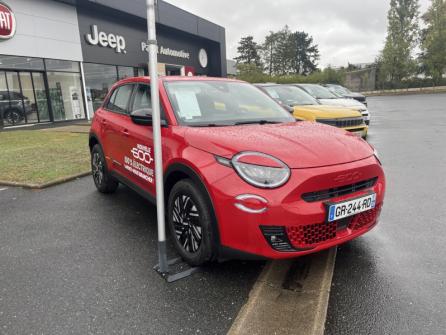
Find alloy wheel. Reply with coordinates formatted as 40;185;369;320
172;194;202;253
92;152;104;186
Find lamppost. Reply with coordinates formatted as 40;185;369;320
146;0;168;275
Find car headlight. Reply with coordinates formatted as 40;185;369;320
373;148;382;165
219;152;291;189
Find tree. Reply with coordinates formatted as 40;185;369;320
380;0;420;84
420;0;446;84
234;36;262;67
261;26;319;76
262;31;280;76
289;31;320;75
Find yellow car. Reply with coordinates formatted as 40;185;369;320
256;84;368;139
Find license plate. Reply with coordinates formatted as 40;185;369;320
327;193;376;222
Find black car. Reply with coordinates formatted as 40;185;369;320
0;91;33;126
324;84;367;106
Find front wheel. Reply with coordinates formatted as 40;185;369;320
167;179;216;266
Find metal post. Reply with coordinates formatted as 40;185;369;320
146;0;168;274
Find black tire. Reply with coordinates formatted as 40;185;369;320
91;144;119;194
4;109;24;126
167;179;215;266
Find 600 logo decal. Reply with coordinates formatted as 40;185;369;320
124;144;154;183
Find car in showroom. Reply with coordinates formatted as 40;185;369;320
89;76;385;266
295;84;371;125
256;83;368;139
324;83;367;106
0;91;33;126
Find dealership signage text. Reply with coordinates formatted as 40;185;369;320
85;25;126;53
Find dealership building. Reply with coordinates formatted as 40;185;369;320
0;0;227;128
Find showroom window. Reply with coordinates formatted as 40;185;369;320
83;63;139;117
45;59;86;122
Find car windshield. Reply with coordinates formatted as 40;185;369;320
164;80;295;126
299;84;339;100
328;85;351;95
263;85;320;106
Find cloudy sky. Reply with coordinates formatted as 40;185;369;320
166;0;430;68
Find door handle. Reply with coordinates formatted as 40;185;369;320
122;129;129;136
101;119;107;125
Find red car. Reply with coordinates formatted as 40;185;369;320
89;76;385;266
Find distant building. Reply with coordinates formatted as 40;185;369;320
227;59;237;77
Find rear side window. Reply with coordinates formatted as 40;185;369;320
106;84;134;114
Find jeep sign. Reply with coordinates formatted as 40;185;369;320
85;25;126;54
0;2;15;40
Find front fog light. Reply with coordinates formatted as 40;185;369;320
231;152;290;189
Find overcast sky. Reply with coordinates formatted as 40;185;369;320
166;0;430;68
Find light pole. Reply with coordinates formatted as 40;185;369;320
146;0;168;274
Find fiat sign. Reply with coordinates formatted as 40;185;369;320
0;2;15;40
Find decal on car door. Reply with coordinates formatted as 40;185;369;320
124;144;154;183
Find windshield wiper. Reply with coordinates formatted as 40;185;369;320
234;120;281;126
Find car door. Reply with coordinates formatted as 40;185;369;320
123;83;156;195
100;84;135;175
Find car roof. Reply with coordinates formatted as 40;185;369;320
115;76;245;86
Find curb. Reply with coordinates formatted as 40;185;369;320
0;171;91;189
228;248;337;335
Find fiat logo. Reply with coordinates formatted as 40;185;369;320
0;2;16;40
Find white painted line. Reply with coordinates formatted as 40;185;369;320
0;187;8;192
228;248;337;335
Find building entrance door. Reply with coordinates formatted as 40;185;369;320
0;70;51;127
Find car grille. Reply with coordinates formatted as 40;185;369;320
301;177;378;202
317;117;364;128
286;205;382;249
349;204;382;230
286;221;337;249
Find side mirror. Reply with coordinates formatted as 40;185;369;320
130;108;168;127
131;108;153;126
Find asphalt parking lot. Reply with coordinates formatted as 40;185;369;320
325;93;446;335
1;93;445;335
0;180;263;335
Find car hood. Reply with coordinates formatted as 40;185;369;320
184;122;373;169
318;98;366;109
293;105;362;119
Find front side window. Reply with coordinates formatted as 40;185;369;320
132;84;152;113
107;85;134;114
164;81;294;126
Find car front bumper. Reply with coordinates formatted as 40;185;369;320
205;155;385;260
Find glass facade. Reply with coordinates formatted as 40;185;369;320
47;72;85;121
0;57;147;127
83;63;140;117
0;56;86;127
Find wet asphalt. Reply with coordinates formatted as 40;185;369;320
325;93;446;335
0;179;263;335
2;93;445;335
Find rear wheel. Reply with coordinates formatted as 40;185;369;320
91;144;119;193
167;179;215;266
4;109;23;126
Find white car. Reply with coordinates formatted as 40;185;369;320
295;84;370;125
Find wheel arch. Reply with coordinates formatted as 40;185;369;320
164;162;221;257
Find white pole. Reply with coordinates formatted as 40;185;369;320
146;0;168;274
